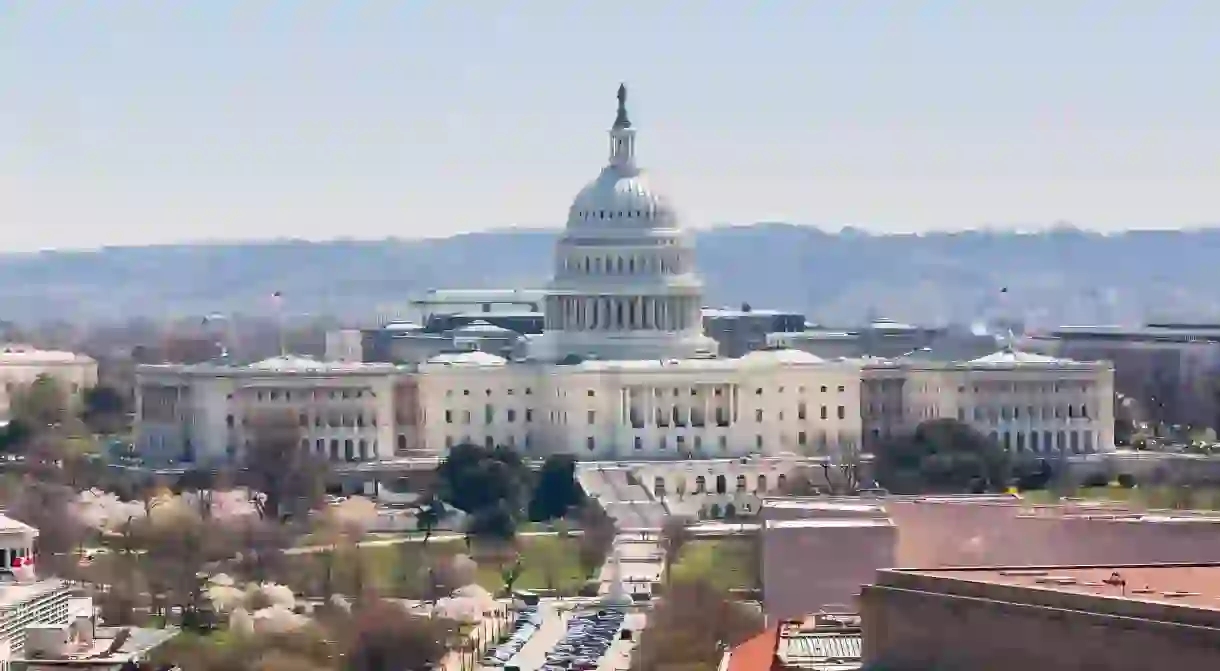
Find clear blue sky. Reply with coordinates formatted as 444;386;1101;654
2;1;1218;251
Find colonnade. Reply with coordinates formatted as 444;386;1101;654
545;295;700;332
622;383;739;429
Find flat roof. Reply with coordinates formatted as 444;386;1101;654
765;518;894;530
763;500;885;513
894;564;1220;612
0;579;67;609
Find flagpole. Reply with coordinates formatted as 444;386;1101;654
272;292;286;357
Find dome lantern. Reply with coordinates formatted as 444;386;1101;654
608;83;637;170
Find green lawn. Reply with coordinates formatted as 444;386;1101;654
1021;485;1220;510
284;534;590;598
671;539;759;592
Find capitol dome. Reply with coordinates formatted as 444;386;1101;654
564;83;678;233
567;169;677;230
531;84;719;363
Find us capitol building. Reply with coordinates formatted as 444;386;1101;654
135;86;1116;467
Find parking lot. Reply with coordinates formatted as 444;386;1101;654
539;607;627;671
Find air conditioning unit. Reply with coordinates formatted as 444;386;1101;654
24;623;71;659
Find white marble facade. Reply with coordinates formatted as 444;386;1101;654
133;86;1117;465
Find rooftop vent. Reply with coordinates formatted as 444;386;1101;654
1035;576;1078;585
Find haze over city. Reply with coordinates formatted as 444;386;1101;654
4;0;1220;251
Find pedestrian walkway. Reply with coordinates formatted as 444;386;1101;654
504;601;570;671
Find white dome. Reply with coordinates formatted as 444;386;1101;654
566;166;677;231
738;348;825;367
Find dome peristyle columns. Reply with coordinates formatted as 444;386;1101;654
545;295;700;333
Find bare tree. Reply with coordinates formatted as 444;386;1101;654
660;515;693;585
342;599;456;671
242;409;327;522
576;502;616;579
635;577;765;671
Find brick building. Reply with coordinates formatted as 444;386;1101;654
861;563;1220;671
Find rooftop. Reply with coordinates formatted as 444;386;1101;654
726;612;863;671
897;563;1220;612
0;579;67;609
10;626;180;669
0;345;93;365
765;518;894;530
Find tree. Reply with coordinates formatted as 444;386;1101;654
635;577;764;671
13;374;69;429
874;418;1011;494
242;409;327;521
499;554;524;597
819;444;864;495
660;516;693;585
81;385;129;434
528;454;585;522
343;599;455;671
0;418;31;455
413;494;442;546
576;502;616;579
435;443;531;518
467;499;518;543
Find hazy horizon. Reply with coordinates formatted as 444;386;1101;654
4;1;1220;251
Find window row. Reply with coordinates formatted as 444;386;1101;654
226;413;379;429
653;472;789;497
241;388;374;402
987;429;1096;453
562;251;686;276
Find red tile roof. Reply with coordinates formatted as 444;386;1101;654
727;626;781;671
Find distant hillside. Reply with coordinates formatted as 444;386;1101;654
3;224;1219;327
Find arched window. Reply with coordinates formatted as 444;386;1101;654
397;434;407;452
715;474;727;494
358;439;368;461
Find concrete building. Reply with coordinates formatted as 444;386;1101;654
861;564;1220;671
1024;322;1220;430
761;518;895;622
0;345;98;421
703;308;807;359
0;514;80;664
134;356;415;465
770;319;998;362
861;349;1117;458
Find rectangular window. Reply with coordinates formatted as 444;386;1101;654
798;431;807;446
820;406;828;420
507;409;517;422
587;410;596;424
837;406;846;420
586;436;595;451
525;409;533;423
